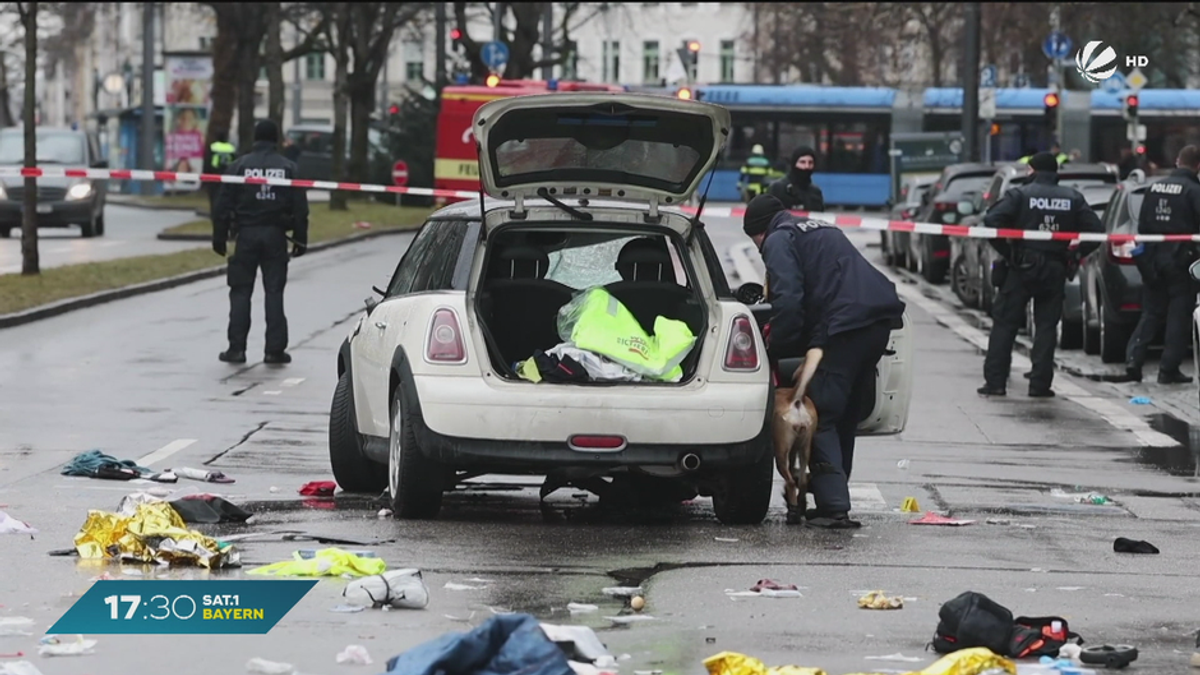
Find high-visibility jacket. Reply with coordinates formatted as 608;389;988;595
561;287;696;382
740;155;772;184
210;141;236;171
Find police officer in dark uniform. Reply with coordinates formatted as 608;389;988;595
744;194;906;529
1124;145;1200;384
767;146;825;212
978;152;1103;398
212;119;309;365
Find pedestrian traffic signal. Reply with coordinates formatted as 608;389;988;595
1124;94;1139;121
1043;93;1059;130
450;28;463;53
485;74;500;87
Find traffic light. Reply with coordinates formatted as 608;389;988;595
675;40;700;82
1043;92;1060;131
450;27;463;53
1124;94;1139;121
388;104;399;116
485;74;500;87
990;122;1001;136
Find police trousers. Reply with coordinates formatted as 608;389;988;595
984;255;1067;392
806;320;893;515
227;226;289;354
1126;264;1197;374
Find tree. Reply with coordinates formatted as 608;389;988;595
16;0;36;275
203;4;268;153
263;4;330;131
744;3;899;86
326;5;350;211
451;2;596;82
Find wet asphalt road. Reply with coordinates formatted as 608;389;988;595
0;205;202;274
2;204;1200;674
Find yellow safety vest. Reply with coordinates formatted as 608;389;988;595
1018;156;1032;164
561;287;696;381
1056;153;1069;165
210;141;235;170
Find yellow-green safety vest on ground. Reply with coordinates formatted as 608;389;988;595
561;287;696;382
210;141;235;170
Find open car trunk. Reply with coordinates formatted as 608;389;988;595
474;226;709;385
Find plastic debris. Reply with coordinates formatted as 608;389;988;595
269;486;281;493
858;591;904;610
606;615;655;624
444;582;485;591
715;537;739;542
37;635;97;657
864;653;924;663
901;497;921;513
0;618;34;638
336;645;373;665
541;623;610;663
0;662;45;675
0;511;36;535
73;502;239;569
1049;489;1112;505
567;603;598;615
897;459;911;470
330;605;365;613
909;512;975;526
247;548;385;577
245;657;295;674
377;509;393;518
602;586;643;597
173;467;235;483
298;481;337;497
1058;644;1083;661
344;569;429;609
726;588;803;599
1129;396;1151;405
706;646;1014;675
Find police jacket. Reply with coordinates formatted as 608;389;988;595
767;177;825;212
1137;167;1200;267
213;141;310;245
982;172;1103;262
760;212;906;357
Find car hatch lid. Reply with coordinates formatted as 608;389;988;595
472;92;731;215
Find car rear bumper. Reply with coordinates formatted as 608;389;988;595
0;200;95;228
1102;263;1143;323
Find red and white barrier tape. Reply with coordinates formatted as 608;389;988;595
3;165;1197;244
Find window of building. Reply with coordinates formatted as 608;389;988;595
199;37;212;51
642;41;660;83
404;41;424;82
719;40;735;83
602;40;620;83
304;53;325;81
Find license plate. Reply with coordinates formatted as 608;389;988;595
36;205;52;214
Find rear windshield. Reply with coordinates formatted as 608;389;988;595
486;106;715;195
540;232;687;291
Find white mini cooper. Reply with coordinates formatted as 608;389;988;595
328;92;914;525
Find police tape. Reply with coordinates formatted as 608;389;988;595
3;165;1198;244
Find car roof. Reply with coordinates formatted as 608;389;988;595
943;162;997;176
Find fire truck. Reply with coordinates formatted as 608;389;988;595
434;78;626;204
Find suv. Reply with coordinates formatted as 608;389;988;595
0;127;109;238
905;163;997;283
326;93;915;525
882;174;936;269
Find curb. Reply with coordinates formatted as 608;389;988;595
158;233;210;242
0;228;414;330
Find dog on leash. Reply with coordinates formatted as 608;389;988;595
773;348;823;525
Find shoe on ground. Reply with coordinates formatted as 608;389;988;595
1158;371;1192;385
977;385;1006;397
806;513;862;529
1028;388;1056;398
219;349;246;364
785;505;804;525
264;351;292;364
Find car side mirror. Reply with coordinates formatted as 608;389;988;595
736;281;764;305
1190;260;1200;283
957;200;975;216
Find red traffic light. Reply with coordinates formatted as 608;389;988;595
1126;95;1139;108
1136;145;1146;154
450;28;462;40
1043;93;1060;108
388;104;399;116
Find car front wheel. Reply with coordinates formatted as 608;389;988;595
328;373;387;493
388;385;444;519
711;442;774;525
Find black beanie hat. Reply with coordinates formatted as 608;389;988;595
1029;152;1058;173
744;194;786;236
254;119;280;143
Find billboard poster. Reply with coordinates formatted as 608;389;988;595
164;55;213;191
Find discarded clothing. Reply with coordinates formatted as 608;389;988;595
516;351;592;383
0;510;37;535
858;590;904;610
547;343;643;382
1113;537;1159;554
73;502;239;569
298;480;337;497
174;466;235;484
168;495;253;524
61;449;153;480
557;287;696;381
751;579;799;592
704;652;826;675
382;613;575;675
343;569;430;609
247;547;385;577
705;647;1015;675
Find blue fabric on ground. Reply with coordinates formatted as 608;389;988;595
61;449;153;477
381;613;574;675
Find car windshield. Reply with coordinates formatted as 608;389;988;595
543;232;685;291
0;132;86;165
941;174;993;197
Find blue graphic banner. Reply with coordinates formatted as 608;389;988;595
48;580;317;634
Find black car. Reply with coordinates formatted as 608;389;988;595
906;162;997;283
285;124;396;196
882;174;936;269
1078;171;1164;363
0;127;108;238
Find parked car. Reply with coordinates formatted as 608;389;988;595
1078;171;1164;363
953;162;1118;317
0;127;109;238
285;124;396;195
907;163;998;283
881;174;936;269
326;92;914;525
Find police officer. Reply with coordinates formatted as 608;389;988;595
1124;145;1200;384
204;131;236;216
767;146;825;212
743;194;906;529
978;152;1103;398
738;144;773;202
212;119;309;365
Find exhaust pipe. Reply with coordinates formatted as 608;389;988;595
678;453;702;472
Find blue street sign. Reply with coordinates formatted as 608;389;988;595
1042;31;1072;60
1101;71;1127;94
1013;73;1031;89
980;65;997;89
481;41;510;71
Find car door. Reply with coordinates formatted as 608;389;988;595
856;313;915;435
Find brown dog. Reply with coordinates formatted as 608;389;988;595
773;348;823;525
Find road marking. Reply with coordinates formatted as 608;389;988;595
137;438;198;466
280;378;306;387
850;482;889;512
263;390;282;396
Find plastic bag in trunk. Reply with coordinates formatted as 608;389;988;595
556;287;696;381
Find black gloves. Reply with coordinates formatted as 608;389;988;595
291;242;307;258
212;239;227;257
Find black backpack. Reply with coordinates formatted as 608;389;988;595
930;592;1083;658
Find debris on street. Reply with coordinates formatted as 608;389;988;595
172;466;235;483
630;595;645;611
601;586;643;597
863;653;924;663
381;613;575;675
567;603;598;615
0;510;36;535
900;497;921;513
1129;396;1151;405
247;547;385;577
343;569;429;609
73;502;239;568
61;450;171;482
245;657;295;674
909;512;976;526
704;646;1015;675
1113;537;1159;554
335;645;372;665
858;591;904;610
0;662;45;675
1049;489;1111;505
0;618;34;637
37;635;96;657
298;480;337;497
444;581;486;591
605;614;655;624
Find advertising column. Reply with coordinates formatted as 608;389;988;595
164;54;214;192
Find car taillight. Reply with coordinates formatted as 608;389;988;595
724;315;759;371
425;308;466;363
1109;241;1138;265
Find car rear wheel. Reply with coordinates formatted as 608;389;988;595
1098;289;1130;364
388;385;444;519
711;442;774;525
1081;281;1100;355
328;372;387;493
951;255;977;308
